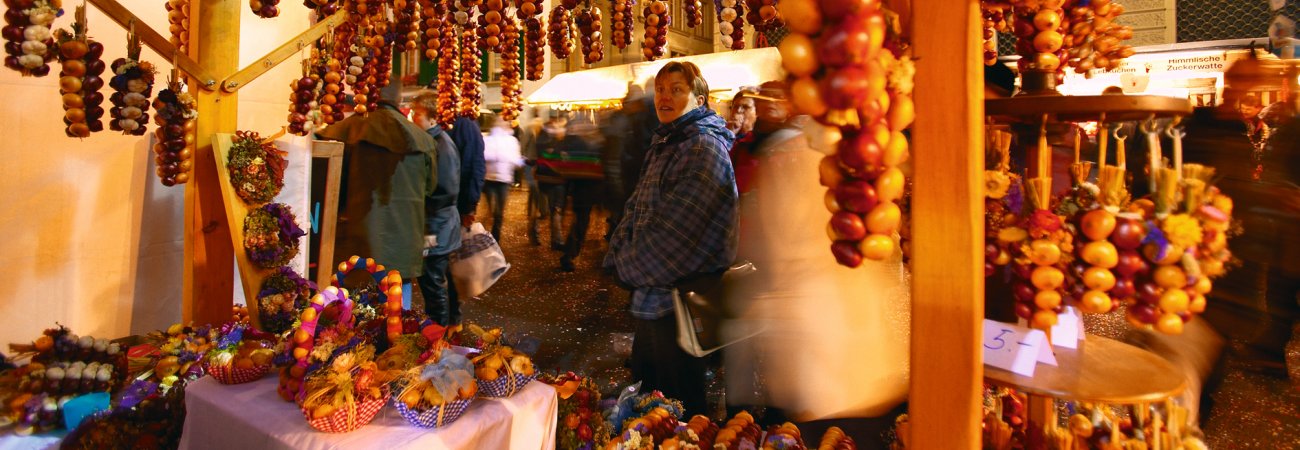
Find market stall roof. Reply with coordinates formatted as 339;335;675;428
525;47;785;107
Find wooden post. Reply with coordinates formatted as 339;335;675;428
182;0;241;326
909;0;984;448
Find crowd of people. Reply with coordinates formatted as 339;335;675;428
316;63;911;432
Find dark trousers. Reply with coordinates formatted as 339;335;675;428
562;180;601;263
483;181;510;240
538;182;566;247
524;167;542;244
418;252;460;325
631;314;708;417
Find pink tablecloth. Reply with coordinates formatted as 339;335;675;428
179;375;556;450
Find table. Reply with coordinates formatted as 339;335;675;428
180;375;557;450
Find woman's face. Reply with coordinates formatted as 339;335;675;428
730;97;756;134
654;71;703;124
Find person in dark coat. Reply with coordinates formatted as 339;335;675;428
316;81;435;295
535;117;568;249
450;115;486;227
410;91;463;325
558;117;605;272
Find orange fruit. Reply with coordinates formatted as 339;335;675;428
1079;290;1113;314
1031;266;1065;290
1082;267;1116;291
1080;209;1116;241
1034;290;1062;310
301;307;317;322
1201;258;1225;277
1028;239;1062;266
1153;265;1187;289
778;0;821;35
824;189;841;213
790;76;828;117
883;131;909;166
1032;310;1058;330
293;329;312;344
1155;313;1184;335
778;34;818;77
859;234;895;261
234;357;255;370
865;202;901;234
1189;294;1207;313
1080;241;1119;269
1158;289;1190;313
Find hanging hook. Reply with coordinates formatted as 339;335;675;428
1112;124;1129;141
1140;114;1158;134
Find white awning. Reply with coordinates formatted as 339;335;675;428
525;47;786;107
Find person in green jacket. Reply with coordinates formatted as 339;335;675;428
317;81;436;305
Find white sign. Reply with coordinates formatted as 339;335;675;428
983;319;1058;377
1049;306;1086;349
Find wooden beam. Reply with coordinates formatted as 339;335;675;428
311;142;344;289
86;0;218;90
909;0;985;448
183;0;241;327
221;11;348;92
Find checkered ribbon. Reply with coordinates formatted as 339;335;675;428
393;397;473;428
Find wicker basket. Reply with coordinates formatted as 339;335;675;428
477;372;535;398
202;361;270;385
393;397;473;428
300;390;391;433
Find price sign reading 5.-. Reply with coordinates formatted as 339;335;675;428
982;319;1057;377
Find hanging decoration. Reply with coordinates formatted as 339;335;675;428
1064;0;1134;73
499;15;523;125
436;10;459;127
108;25;155;136
641;0;668;60
396;0;421;52
744;0;781;34
288;53;323;135
151;74;196;186
477;0;505;53
318;41;345;125
243;202;306;269
228;129;289;204
575;1;602;65
547;0;574;61
609;0;633;51
683;0;702;28
165;0;188;54
251;0;281;18
782;0;913;266
56;5;104;138
714;0;744;50
981;3;1009;65
518;0;545;80
459;26;482;117
420;0;444;59
257;266;315;335
2;0;58;77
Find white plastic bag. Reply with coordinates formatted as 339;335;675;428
449;222;510;298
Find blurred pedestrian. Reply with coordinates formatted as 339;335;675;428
723;80;909;422
317;81;435;307
605;61;737;417
535;116;569;250
727;88;760;196
409;91;463;325
558;117;605;272
521;118;545;246
482;116;525;241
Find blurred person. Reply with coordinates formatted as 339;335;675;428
722;81;910;422
450;114;487;228
409;91;463;325
599;85;641;241
620;83;659;198
558;117;605;272
535;116;569;249
604;61;737;417
728;88;760;196
522;118;545;246
482;116;525;241
317;81;435;307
